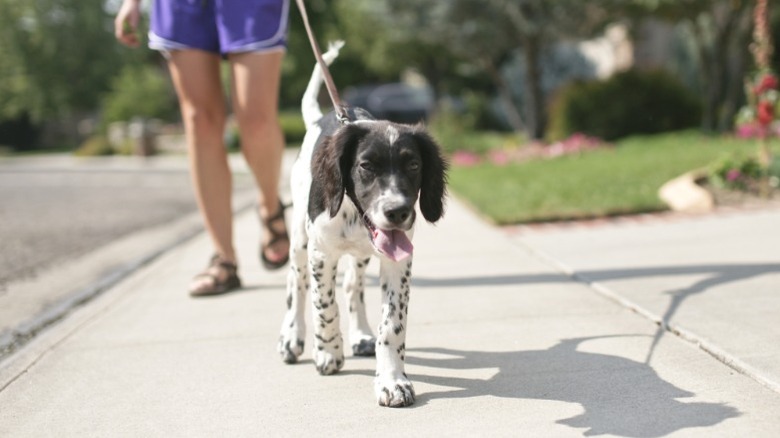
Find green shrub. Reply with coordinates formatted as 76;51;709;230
429;107;472;155
225;123;241;151
708;154;762;191
709;153;780;191
74;135;139;156
429;103;521;156
224;110;307;150
74;135;114;156
102;64;178;128
279;110;306;145
548;69;702;141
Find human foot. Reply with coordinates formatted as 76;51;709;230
260;200;290;270
189;254;242;297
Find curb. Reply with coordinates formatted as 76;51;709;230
0;191;257;363
0;149;298;364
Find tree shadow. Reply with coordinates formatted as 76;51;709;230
534;264;778;365
410;264;780;291
410;263;780;364
408;337;740;437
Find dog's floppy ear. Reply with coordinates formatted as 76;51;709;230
311;123;368;218
412;127;449;223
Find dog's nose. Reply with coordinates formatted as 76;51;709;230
384;205;412;225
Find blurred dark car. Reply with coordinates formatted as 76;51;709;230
343;83;434;124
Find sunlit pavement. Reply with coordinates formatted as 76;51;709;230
1;154;779;436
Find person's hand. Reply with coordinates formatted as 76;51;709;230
114;0;142;48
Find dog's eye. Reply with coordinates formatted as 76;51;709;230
408;161;421;172
359;161;374;173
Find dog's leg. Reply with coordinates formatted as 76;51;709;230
309;246;345;375
374;257;415;407
277;214;309;364
343;255;375;356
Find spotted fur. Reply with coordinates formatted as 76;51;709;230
277;42;447;407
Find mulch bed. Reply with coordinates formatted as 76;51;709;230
702;183;780;209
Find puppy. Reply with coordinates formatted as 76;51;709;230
277;42;447;407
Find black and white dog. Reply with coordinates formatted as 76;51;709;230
277;42;447;407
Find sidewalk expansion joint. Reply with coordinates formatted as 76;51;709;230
511;238;780;396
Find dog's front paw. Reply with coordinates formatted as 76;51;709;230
375;374;415;407
277;335;304;364
314;348;345;375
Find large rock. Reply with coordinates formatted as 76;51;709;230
659;171;715;213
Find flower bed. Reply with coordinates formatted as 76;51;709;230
451;133;609;167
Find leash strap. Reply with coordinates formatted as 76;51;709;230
294;0;350;124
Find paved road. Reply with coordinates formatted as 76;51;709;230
0;155;262;287
0;159;198;286
0;154;257;355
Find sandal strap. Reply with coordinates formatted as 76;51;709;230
190;256;242;297
261;201;290;244
259;199;291;270
262;201;289;225
209;254;238;272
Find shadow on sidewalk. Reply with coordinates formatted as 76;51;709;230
407;337;740;437
582;263;780;363
410;263;780;291
411;263;780;364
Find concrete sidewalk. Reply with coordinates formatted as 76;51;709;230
2;196;780;436
0;152;290;359
512;207;780;394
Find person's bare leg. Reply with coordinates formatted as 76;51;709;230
167;50;237;288
229;50;288;265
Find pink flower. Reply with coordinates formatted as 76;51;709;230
566;133;594;149
757;100;774;126
542;133;607;158
726;169;742;182
756;74;778;94
452;150;481;167
546;142;565;157
734;121;779;138
488;149;511;166
736;123;763;138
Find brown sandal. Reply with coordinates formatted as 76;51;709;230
189;254;242;297
260;200;290;271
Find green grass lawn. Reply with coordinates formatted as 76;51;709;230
448;131;776;224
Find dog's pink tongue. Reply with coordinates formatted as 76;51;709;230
373;229;413;262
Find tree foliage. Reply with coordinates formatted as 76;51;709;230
606;0;755;132
280;0;449;108
0;0;124;121
548;69;702;141
102;64;178;126
334;0;610;139
2;0;773;149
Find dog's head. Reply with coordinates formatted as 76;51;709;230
311;121;448;258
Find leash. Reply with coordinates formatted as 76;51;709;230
294;0;351;124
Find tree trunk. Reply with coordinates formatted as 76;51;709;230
719;7;753;131
692;20;723;132
691;1;752;132
482;57;526;133
522;34;545;140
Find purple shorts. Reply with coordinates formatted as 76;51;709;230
149;0;289;56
